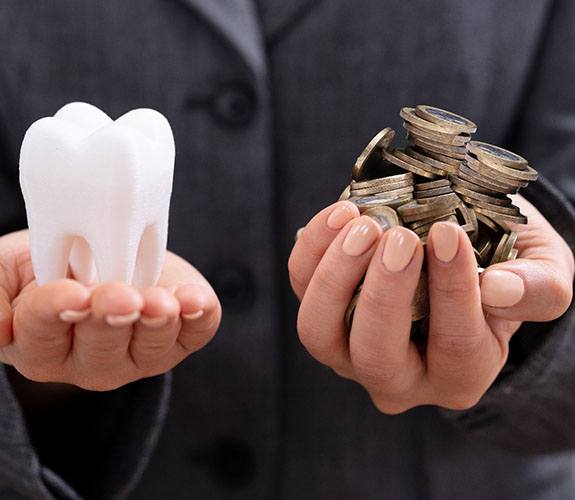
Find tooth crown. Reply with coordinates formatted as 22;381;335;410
19;102;175;288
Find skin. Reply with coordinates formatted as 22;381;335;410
288;195;574;413
0;230;221;391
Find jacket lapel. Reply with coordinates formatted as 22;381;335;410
178;0;266;79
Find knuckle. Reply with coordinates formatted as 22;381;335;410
431;333;484;359
312;266;349;300
441;392;483;411
431;273;478;297
296;312;327;360
351;346;406;394
299;227;327;259
546;276;573;320
370;395;412;415
79;377;125;392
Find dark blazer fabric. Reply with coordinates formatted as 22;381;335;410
1;1;575;499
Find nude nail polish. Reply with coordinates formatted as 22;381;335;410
481;270;525;307
382;227;419;272
59;309;91;323
106;311;141;327
342;217;380;256
432;223;460;263
327;203;356;230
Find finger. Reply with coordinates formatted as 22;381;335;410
130;287;181;370
73;282;143;369
297;216;382;371
11;280;90;369
0;288;12;349
288;201;359;300
175;283;221;353
480;258;573;323
350;227;425;406
426;222;504;408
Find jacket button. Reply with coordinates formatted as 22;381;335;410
211;82;257;129
206;438;256;489
208;263;256;311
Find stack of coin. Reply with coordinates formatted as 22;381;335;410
331;105;538;330
450;141;538;266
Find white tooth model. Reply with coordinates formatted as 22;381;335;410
19;102;175;288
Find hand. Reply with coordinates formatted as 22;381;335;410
288;196;574;413
0;230;221;391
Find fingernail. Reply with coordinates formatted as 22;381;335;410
106;311;141;327
432;223;460;263
327;203;356;230
59;309;91;323
481;270;525;307
140;315;169;328
182;310;204;321
342;217;380;256
382;227;419;272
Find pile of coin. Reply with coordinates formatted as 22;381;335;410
337;104;538;328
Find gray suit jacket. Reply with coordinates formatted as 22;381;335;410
1;1;575;499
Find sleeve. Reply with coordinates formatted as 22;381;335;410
0;366;172;500
441;0;575;453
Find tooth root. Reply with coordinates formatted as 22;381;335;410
132;222;167;289
29;230;74;286
90;232;139;285
69;236;97;285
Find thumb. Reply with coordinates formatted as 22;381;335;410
480;257;574;322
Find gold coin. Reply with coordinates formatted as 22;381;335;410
409;135;467;159
411;271;429;321
449;174;494;195
452;184;512;207
509;248;519;260
455;204;479;242
364;206;402;230
467;141;527;169
408;210;457;230
464;155;529;188
490;233;509;265
351;184;414;197
351;173;413;190
352;128;396;181
420;148;463;168
414;179;451;191
415;105;477;134
476;212;500;232
339;185;351;201
394;149;449;177
416;193;461;207
382;149;440;179
475;237;493;266
414;186;454;198
501;231;518;261
351;194;413;211
406;147;459;174
400;107;459;134
465;153;537;183
403;122;471;146
474;206;528;225
459;195;520;216
345;286;362;329
458;164;519;194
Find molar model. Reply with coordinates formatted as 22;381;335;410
19;102;175;288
